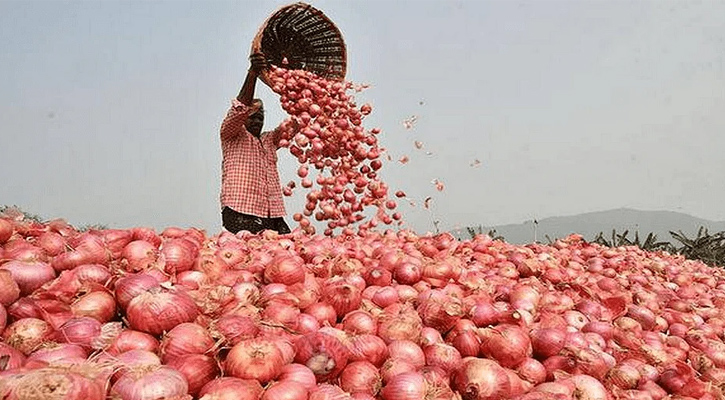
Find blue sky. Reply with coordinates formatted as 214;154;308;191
1;0;724;234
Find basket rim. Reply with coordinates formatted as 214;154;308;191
251;2;347;87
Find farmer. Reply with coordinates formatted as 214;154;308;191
219;53;291;235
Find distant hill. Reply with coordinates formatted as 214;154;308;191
461;208;725;245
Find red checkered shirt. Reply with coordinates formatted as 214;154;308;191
219;99;286;218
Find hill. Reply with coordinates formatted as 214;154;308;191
463;208;725;245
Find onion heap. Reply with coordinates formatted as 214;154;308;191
2;214;725;400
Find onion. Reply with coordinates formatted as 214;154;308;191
607;363;641;390
36;231;65;256
323;276;363;316
342;310;377;335
2;368;105;400
0;260;55;295
309;383;351;400
71;290;116;322
294;331;350;382
479;324;532;368
106;329;159;355
530;327;567;359
210;314;259;346
121;240;161;272
110;365;188;400
516;357;547;385
388;340;425;368
224;338;286;384
54;317;101;349
161;238;198;274
0;270;21;307
566;374;609;400
378;303;423;344
159;322;214;362
166;354;220;396
0;218;13;243
423;342;462;373
451;357;511;400
348;334;389;367
73;264;111;285
113;273;160;309
340;361;382;395
305;302;337;326
198;377;264;400
125;288;199;336
264;255;306;285
380;371;427;400
278;363;318;390
261;380;309;400
113;349;161;381
24;343;88;368
2;317;54;355
381;358;417;384
416;290;464;333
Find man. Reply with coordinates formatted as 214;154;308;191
219;53;291;234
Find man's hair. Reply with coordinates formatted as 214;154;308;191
252;98;264;109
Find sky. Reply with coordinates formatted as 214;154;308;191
1;0;724;236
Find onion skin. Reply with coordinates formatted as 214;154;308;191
166;354;220;396
340;361;382;395
106;329;159;355
294;331;350;382
2;317;55;355
0;260;56;296
159;322;214;363
3;368;106;400
261;380;309;400
380;371;426;400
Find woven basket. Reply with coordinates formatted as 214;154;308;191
251;2;347;88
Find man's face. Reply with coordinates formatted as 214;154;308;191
246;106;264;137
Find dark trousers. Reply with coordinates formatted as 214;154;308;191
221;207;291;235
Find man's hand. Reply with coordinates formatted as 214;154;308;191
249;53;268;74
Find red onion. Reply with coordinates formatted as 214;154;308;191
54;317;101;349
225;338;286;384
531;327;567;359
261;380;309;400
365;267;392;286
24;343;88;368
199;377;264;400
451;357;511;400
0;270;21;307
278;363;318;390
380;371;426;400
264;255;306;285
378;303;423;344
342;310;377;335
73;264;111;285
159;322;214;362
0;260;55;296
372;286;400;308
340;361;382;395
166;354;220;396
517;357;547;385
294;331;350;382
2;317;54;355
348;334;389;367
161;238;198;274
71;290;116;323
388;340;426;368
126;288;199;335
36;231;65;256
416;290;464;333
423;342;462;372
381;358;417;384
0;218;13;243
309;383;351;400
305;302;337;326
210;314;259;346
113;273;160;309
121;240;161;272
479;324;532;368
106;329;159;355
113;349;161;381
110;365;188;400
323;276;363;316
566;374;609;400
